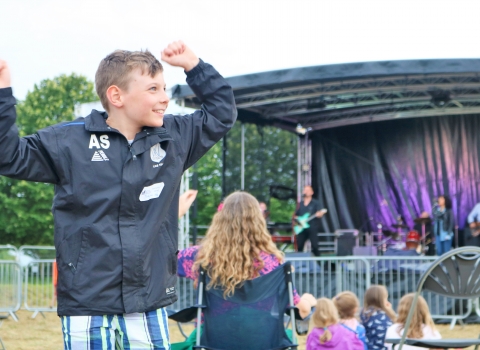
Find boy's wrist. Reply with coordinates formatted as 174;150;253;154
183;58;200;73
185;59;205;77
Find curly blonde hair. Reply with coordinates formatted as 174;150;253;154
396;293;436;338
193;191;284;297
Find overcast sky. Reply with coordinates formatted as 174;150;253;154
2;0;480;110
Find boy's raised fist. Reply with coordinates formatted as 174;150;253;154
0;60;11;89
161;41;200;72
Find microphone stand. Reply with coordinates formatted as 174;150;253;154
358;216;374;246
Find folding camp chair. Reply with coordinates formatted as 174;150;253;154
385;246;480;350
169;262;299;350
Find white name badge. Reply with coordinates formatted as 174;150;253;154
139;182;164;202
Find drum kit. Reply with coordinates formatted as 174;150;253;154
375;217;432;255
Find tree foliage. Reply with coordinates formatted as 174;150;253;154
191;122;298;228
0;74;98;246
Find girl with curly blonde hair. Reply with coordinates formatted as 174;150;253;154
177;191;316;318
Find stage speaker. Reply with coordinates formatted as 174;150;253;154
353;246;377;256
335;230;359;256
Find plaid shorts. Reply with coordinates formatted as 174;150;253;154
61;308;170;350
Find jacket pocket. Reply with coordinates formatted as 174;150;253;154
170;250;179;275
160;216;178;276
71;228;90;288
57;228;88;291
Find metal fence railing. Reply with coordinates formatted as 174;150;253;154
0;244;22;321
19;246;56;319
24;259;56;318
287;256;473;328
0;260;21;321
171;255;476;328
366;256;468;325
5;244;480;326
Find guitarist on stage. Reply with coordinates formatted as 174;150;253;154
294;185;326;256
466;202;480;246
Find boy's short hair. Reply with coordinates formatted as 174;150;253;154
95;49;163;111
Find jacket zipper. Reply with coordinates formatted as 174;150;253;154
68;262;76;273
128;143;137;161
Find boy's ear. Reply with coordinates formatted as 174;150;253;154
106;85;123;109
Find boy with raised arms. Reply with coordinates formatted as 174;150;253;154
0;41;237;349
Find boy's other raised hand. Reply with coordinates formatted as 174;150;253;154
161;41;200;72
0;60;11;89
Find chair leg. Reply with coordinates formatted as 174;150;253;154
475;334;480;350
285;316;291;329
177;322;188;340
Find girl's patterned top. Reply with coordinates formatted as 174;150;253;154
360;308;393;350
178;246;301;304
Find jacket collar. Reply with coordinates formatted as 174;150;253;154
84;110;173;155
85;109;172;138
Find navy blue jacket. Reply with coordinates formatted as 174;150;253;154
0;60;237;316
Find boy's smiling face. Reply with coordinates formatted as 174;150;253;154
121;69;169;130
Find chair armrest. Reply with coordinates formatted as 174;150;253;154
386;338;480;349
285;306;316;320
166;305;205;323
285;306;304;320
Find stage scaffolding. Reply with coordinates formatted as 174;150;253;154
297;134;312;201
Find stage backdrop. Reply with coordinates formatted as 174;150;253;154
312;114;480;235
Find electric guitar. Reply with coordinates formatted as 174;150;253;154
294;209;328;235
470;222;480;237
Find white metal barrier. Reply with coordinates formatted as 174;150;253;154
19;246;56;318
286;256;371;305
0;245;22;321
24;259;56;318
288;255;472;327
11;245;480;326
171;255;477;327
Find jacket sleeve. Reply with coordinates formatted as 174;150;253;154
0;88;60;183
446;209;455;233
467;203;480;224
173;60;237;171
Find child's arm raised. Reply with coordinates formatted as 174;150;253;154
161;40;199;72
161;41;237;171
0;60;59;184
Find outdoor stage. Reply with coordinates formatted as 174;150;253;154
173;58;480;245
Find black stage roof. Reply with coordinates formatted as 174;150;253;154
171;59;480;132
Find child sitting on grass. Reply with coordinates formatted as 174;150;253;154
385;293;441;350
360;285;396;350
333;291;368;349
307;297;364;350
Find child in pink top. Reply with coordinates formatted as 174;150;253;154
307;298;364;350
